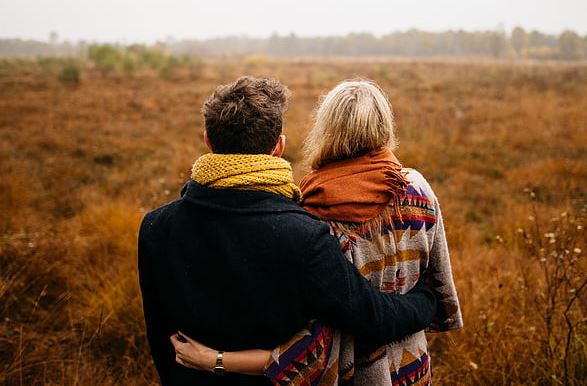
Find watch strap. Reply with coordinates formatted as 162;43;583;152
213;351;225;376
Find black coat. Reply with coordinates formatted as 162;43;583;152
138;180;436;385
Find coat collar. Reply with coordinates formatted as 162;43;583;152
181;180;317;218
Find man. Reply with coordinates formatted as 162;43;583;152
138;76;436;385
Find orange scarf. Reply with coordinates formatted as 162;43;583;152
300;148;409;223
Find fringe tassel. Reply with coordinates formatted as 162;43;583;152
331;206;403;255
328;162;409;255
383;162;410;223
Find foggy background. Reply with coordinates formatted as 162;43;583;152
1;0;586;42
1;0;586;60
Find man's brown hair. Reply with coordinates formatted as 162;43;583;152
202;76;290;154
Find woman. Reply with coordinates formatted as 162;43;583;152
170;80;463;385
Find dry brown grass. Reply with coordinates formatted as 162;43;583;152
0;58;585;385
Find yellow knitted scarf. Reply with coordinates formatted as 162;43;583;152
191;153;303;203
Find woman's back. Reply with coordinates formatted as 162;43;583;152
265;168;462;386
265;79;463;385
325;168;462;385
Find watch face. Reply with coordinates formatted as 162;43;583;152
213;366;225;376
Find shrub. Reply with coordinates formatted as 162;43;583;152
37;56;69;75
139;48;166;71
88;45;122;74
58;61;81;85
158;56;180;79
516;191;586;385
121;56;136;75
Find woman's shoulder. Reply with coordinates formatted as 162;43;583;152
401;168;438;204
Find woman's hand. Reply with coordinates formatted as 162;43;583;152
169;331;217;372
170;332;272;375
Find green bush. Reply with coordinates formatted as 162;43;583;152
58;62;81;85
85;44;198;78
122;56;137;74
139;48;166;70
88;45;122;74
38;56;70;75
158;56;180;79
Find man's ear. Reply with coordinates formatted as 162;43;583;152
204;130;214;152
271;135;286;157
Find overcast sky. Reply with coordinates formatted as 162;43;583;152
1;0;585;43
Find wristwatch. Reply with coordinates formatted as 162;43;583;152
213;351;225;376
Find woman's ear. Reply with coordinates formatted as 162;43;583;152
271;135;286;157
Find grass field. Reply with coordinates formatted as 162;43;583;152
0;57;585;385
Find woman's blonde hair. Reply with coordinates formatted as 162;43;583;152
304;80;398;169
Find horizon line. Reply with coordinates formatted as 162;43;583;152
1;26;585;45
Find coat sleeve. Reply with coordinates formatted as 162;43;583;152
301;222;437;346
263;320;337;384
138;215;175;385
425;198;464;332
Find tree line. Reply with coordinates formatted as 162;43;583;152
1;27;586;60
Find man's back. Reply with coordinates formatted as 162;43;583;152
139;181;331;385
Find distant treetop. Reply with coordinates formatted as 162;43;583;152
1;27;585;60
